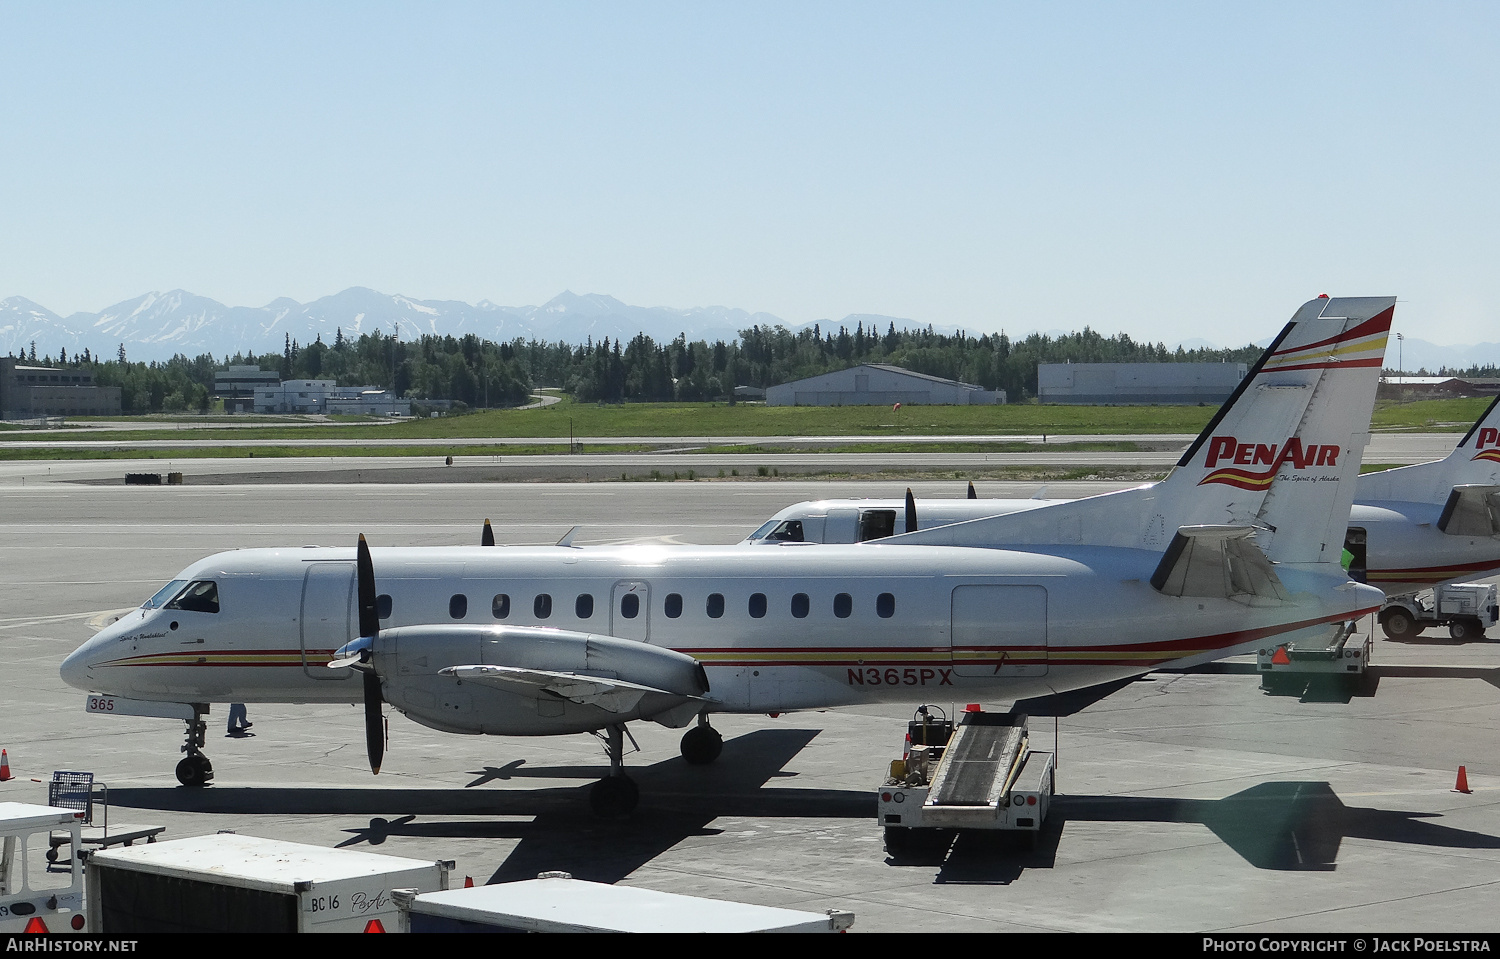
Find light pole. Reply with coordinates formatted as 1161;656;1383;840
1396;332;1404;404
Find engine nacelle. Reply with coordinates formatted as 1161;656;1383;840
372;624;710;735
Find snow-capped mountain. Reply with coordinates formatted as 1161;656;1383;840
7;287;1494;370
0;289;804;362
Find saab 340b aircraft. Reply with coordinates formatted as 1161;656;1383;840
749;388;1500;636
62;296;1393;815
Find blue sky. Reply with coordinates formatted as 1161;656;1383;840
2;1;1497;346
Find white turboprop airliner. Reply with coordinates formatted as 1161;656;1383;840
62;296;1393;815
748;397;1500;636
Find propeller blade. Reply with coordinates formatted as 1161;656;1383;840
967;481;977;500
363;669;384;775
356;534;379;641
354;534;383;774
481;519;495;547
905;488;917;533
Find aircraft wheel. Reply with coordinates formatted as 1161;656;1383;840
1380;607;1417;639
680;725;723;765
176;757;205;787
589;775;639;818
175;754;213;788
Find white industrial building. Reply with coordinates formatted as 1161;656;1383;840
766;364;1005;407
1037;362;1247;405
254;379;410;415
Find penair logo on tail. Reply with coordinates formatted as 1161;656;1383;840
1196;304;1391;491
1199;438;1341;490
1470;428;1500;464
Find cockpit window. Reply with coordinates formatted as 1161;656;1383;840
143;580;188;609
766;520;805;542
164;580;220;614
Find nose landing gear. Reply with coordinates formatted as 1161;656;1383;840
175;709;213;787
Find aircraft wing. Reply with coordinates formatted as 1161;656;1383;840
439;664;713;714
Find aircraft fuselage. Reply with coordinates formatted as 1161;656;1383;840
63;542;1381;735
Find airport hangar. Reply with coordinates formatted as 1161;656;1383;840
766;364;1005;406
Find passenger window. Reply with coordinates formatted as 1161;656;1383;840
877;592;896;618
707;593;725;618
377;594;393;620
492;594;510;619
576;594;594;618
834;593;853;618
166;581;220;614
621;593;640;619
791;593;810;618
449;594;468;619
664;593;683;618
534;594;552;619
749;593;767;618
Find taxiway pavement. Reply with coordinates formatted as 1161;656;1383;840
3;471;1499;932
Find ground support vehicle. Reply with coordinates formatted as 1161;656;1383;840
1379;583;1500;641
0;802;86;933
85;834;449;933
877;706;1054;856
393;871;854;933
1257;621;1378;695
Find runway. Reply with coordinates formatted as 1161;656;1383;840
4;468;1500;932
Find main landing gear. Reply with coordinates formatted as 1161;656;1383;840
589;724;639;818
175;708;214;787
679;717;723;765
587;717;724;817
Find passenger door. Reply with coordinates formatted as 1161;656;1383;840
300;562;356;681
610;581;650;642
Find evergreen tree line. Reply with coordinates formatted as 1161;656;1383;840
13;322;1271;414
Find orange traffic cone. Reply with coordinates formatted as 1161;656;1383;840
0;750;11;782
1454;766;1472;794
464;876;474;888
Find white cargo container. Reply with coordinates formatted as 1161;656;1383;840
86;834;448;933
393;874;854;933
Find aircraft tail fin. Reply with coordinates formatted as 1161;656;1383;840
887;295;1394;565
1358;394;1500;505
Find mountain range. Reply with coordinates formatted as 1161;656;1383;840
1;288;1496;372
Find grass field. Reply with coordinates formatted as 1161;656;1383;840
2;395;1488;449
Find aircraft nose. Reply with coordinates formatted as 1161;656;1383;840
59;639;95;691
60;614;128;691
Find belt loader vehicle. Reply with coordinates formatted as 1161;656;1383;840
877;706;1054;856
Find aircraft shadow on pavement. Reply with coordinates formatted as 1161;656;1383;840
1059;781;1500;870
105;729;873;884
885;780;1500;883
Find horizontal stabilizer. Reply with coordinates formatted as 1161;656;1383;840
1150;526;1289;605
1437;486;1500;537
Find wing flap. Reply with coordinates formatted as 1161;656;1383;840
439;664;710;714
